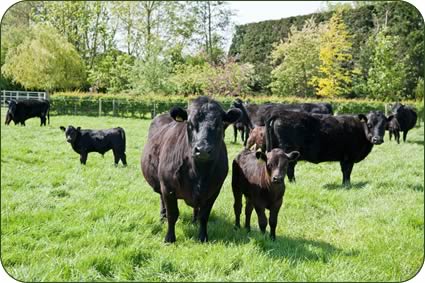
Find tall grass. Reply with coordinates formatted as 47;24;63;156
1;109;423;281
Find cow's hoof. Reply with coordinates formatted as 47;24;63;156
270;234;276;241
199;234;208;243
164;233;176;243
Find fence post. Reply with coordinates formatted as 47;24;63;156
2;90;5;106
99;99;102;117
384;104;388;116
113;99;116;117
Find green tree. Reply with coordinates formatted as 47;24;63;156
367;30;407;101
2;24;86;91
312;11;355;97
270;18;326;97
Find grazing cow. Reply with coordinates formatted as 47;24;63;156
141;96;241;243
60;125;127;166
5;99;50;126
232;98;254;145
246;126;266;151
389;103;417;142
232;149;299;240
233;99;333;127
265;110;389;186
386;116;401;143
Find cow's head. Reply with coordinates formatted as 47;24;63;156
170;96;241;162
5;100;17;125
60;125;81;144
256;148;299;184
358;111;390;145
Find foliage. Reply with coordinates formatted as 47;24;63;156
414;78;424;101
229;1;424;97
1;109;423;281
87;50;135;93
2;24;86;91
312;11;355;97
367;29;408;101
270;18;326;97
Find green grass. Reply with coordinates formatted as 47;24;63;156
1;109;423;281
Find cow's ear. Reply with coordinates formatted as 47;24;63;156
224;108;242;124
60;126;66;132
358;114;367;123
286;151;300;163
5;100;9;105
256;151;267;163
77;127;81;132
387;115;395;122
170;107;187;122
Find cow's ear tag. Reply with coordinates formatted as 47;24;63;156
175;116;184;122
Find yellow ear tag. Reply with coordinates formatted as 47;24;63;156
175;116;183;122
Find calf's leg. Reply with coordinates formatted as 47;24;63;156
232;189;242;228
245;199;254;231
159;194;166;221
269;201;282;240
255;206;267;234
121;152;127;166
80;151;88;165
403;131;408;142
340;161;354;186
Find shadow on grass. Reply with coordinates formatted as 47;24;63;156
406;183;424;192
322;181;368;190
255;234;357;263
407;139;424;146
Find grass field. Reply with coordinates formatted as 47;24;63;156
1;109;424;282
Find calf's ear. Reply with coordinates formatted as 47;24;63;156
387;115;395;122
170;107;187;122
255;151;267;163
60;126;66;132
77;127;81;131
286;151;300;162
224;108;242;124
358;114;367;123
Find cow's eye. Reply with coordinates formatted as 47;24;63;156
367;123;372;129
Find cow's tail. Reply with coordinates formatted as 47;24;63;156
265;116;275;152
119;127;126;152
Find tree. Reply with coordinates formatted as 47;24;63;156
2;24;86;91
270;18;326;97
312;11;355;97
367;30;408;101
191;1;234;64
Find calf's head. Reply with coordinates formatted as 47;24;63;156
256;149;299;184
358;111;390;145
5;100;17;125
60;125;81;143
170;97;241;162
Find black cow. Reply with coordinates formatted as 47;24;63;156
233;99;334;128
60;125;127;166
141;96;241;243
265;110;389;186
232;98;254;145
232;148;299;240
5;99;50;126
388;103;417;143
386;116;401;143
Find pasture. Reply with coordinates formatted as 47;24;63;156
1;109;424;281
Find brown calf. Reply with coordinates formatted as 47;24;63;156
246;126;265;151
232;148;299;240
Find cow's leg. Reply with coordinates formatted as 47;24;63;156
112;149;120;166
163;189;179;243
389;130;393;141
198;191;220;242
121;152;127;166
340;161;354;186
80;151;88;165
287;161;296;183
232;188;243;228
233;124;237;143
245;199;254;231
395;130;400;144
243;127;248;147
159;194;166;222
403;131;408;142
192;207;199;223
255;206;267;234
269;201;282;240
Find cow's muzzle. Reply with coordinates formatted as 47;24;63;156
193;146;212;161
371;136;383;145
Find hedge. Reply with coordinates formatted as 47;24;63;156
49;92;424;122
